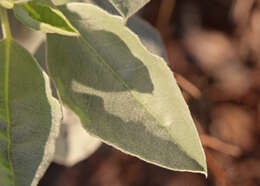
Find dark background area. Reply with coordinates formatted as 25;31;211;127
39;0;260;186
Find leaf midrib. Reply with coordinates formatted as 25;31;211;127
4;38;15;186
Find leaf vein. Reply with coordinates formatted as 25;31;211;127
4;39;15;186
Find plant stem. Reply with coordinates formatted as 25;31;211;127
0;6;12;39
156;0;175;34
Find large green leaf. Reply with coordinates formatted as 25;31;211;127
47;3;207;174
13;1;78;36
0;39;61;186
109;0;150;18
33;15;167;167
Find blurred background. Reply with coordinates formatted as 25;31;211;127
3;0;260;185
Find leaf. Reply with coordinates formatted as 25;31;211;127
13;1;78;36
47;3;207;174
33;14;167;167
109;0;150;18
0;39;62;186
33;16;167;166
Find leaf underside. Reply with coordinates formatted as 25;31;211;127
0;39;61;186
47;3;207;175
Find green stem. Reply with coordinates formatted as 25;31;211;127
0;6;12;39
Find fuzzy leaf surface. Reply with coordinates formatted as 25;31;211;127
47;3;207;175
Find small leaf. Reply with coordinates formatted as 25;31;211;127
109;0;150;18
13;1;78;36
0;39;62;186
47;3;207;175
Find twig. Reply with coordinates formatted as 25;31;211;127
175;73;202;99
201;134;242;157
156;0;175;35
205;149;234;186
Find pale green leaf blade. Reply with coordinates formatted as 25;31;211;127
0;39;62;186
47;3;207;174
13;2;78;36
109;0;150;18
